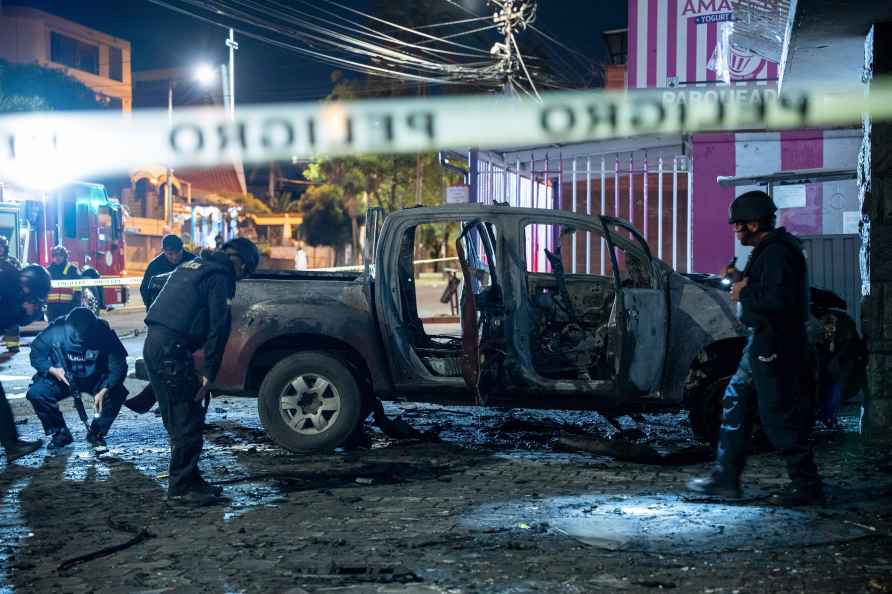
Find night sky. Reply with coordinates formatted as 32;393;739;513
6;0;627;105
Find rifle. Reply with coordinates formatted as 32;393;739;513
54;346;92;433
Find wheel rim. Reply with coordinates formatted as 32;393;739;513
278;373;341;435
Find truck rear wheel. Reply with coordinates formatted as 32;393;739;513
258;351;363;452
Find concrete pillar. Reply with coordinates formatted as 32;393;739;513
859;22;892;440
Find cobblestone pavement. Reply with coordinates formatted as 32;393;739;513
0;308;890;593
0;391;889;594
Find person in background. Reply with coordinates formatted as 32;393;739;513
46;245;81;321
139;234;196;311
0;264;51;461
0;236;22;353
294;242;308;270
80;255;106;312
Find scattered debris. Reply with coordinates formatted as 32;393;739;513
372;398;440;442
292;562;422;584
555;433;712;465
634;579;677;589
57;528;154;572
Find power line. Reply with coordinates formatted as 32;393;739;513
146;0;472;84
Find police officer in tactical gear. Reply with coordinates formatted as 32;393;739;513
27;307;129;450
688;190;824;506
0;264;51;461
47;245;81;321
139;234;196;310
144;237;259;504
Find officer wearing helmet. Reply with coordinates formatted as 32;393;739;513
46;245;82;321
0;264;52;462
143;237;259;504
689;190;823;506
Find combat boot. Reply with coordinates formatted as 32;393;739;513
4;439;42;462
769;483;826;507
48;428;73;450
86;429;107;449
687;468;742;499
190;476;224;497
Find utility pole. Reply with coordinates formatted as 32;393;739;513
166;81;174;227
225;28;238;120
488;1;539;100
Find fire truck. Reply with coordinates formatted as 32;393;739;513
0;180;128;307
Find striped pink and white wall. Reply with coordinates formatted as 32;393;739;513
627;0;778;90
624;0;860;275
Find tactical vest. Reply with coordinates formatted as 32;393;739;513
145;256;234;348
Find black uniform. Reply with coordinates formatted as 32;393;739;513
46;262;81;321
27;316;128;439
144;251;235;496
139;250;196;310
715;227;821;489
0;255;22;352
0;267;32;448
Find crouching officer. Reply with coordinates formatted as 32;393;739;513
27;307;129;449
688;190;824;506
144;238;258;504
0;265;51;461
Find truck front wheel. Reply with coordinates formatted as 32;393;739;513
258;351;364;452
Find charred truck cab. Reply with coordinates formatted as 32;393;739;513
373;205;742;414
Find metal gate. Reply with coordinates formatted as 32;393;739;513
471;149;693;273
800;234;862;329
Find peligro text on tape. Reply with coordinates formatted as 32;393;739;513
2;81;892;186
51;277;143;289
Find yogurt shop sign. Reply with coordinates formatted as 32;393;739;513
681;0;734;23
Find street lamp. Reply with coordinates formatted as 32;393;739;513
164;62;231;227
194;63;217;86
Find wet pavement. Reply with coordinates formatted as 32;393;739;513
1;312;891;593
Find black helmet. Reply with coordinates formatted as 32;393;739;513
66;306;97;340
162;234;184;251
222;237;259;274
728;190;777;224
51;244;69;259
20;264;51;302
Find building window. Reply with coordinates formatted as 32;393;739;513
109;46;123;81
50;31;99;75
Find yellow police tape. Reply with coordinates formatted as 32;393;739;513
2;81;891;185
48;256;462;285
50;277;143;289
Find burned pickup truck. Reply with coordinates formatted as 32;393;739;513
141;204;863;451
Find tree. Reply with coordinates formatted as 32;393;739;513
299;183;352;247
0;59;106;113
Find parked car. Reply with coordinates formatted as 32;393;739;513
139;204;864;451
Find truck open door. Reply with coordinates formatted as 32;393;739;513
364;206;385;278
599;216;669;396
455;219;501;401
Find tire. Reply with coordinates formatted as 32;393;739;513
257;351;364;452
